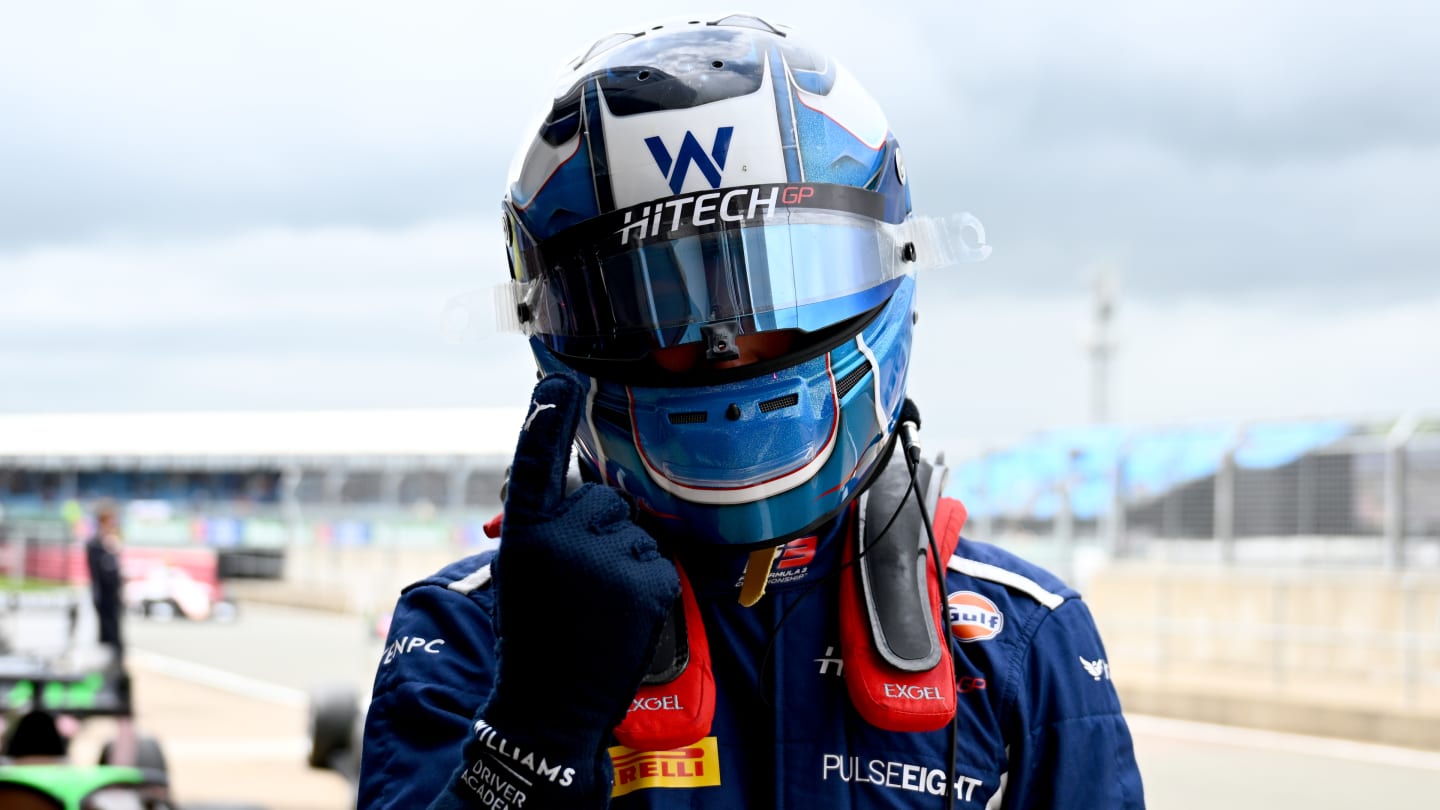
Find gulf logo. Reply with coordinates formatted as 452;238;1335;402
948;591;1004;642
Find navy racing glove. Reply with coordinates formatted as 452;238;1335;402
434;371;680;810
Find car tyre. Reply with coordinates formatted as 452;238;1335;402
99;734;168;775
308;683;359;770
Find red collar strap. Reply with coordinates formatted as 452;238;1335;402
614;563;715;751
839;483;967;732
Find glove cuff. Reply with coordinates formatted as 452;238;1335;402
448;717;611;809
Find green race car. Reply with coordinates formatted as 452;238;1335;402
0;762;172;810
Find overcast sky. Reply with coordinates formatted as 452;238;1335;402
3;1;1437;457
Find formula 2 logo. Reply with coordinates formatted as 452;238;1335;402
645;127;734;194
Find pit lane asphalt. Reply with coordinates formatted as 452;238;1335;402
60;602;1440;809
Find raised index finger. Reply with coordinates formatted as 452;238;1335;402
503;371;586;520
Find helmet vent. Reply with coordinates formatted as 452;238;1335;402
757;393;800;413
668;411;709;425
835;365;871;398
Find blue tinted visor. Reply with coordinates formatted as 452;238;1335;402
500;183;920;361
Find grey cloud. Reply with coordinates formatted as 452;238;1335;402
0;154;499;251
907;137;1440;302
0;2;528;253
4;0;1438;307
968;74;1440;166
863;0;1440;300
0;343;537;414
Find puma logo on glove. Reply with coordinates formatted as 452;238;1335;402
522;400;557;432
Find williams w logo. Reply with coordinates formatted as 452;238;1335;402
645;127;734;194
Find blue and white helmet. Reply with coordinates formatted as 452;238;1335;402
500;14;944;549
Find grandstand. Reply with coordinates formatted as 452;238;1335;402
0;408;524;579
948;413;1440;568
4;408;1437;585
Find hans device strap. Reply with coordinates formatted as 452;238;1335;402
857;454;948;671
840;452;963;732
614;565;715;751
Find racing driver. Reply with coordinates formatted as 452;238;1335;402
359;13;1146;809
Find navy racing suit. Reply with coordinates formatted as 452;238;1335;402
359;503;1145;808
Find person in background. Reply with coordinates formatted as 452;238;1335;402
85;499;124;662
360;14;1144;809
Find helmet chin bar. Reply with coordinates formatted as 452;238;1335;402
779;429;899;546
673;431;902;554
626;358;842;506
568;368;904;552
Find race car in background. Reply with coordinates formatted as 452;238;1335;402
0;597;261;809
120;555;237;623
0;762;171;810
0;648;173;809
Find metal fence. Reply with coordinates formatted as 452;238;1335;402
961;421;1440;576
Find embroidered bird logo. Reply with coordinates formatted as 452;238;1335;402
1079;655;1109;681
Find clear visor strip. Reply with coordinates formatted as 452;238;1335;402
853;333;888;433
902;211;991;268
584;375;611;485
491;212;990;335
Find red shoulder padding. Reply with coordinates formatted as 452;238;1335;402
838;496;968;733
934;496;967;561
613;564;714;751
483;512;504;539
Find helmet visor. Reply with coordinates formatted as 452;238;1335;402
500;183;928;361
